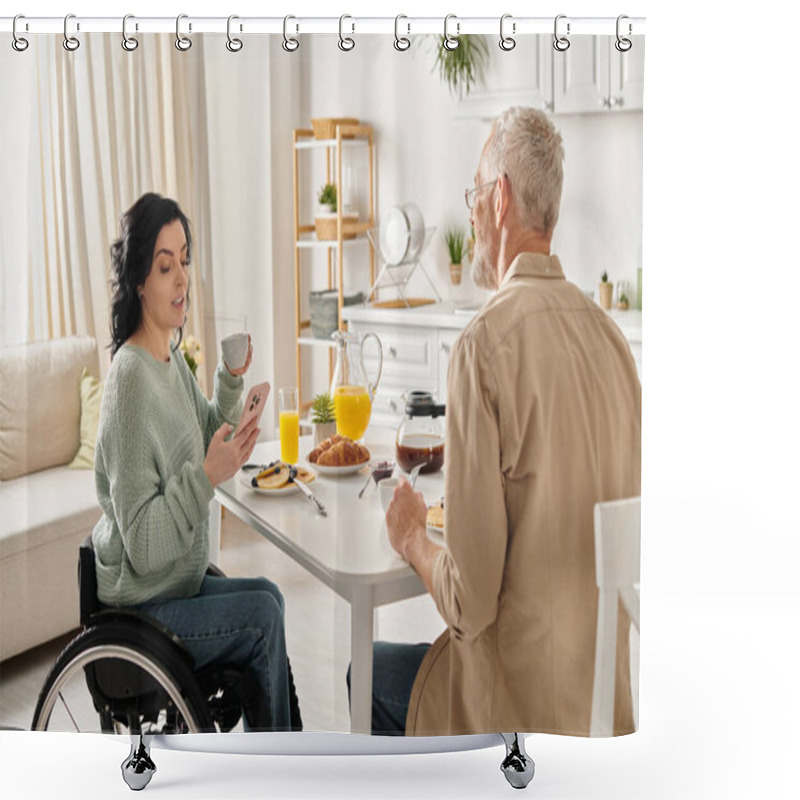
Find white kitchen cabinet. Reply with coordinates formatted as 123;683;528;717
344;304;642;429
455;34;644;118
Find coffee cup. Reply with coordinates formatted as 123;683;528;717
221;333;249;371
378;477;400;513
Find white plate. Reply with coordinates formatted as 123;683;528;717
310;460;369;477
379;206;410;266
239;471;316;496
402;202;425;263
426;524;444;545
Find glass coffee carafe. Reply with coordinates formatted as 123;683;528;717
395;391;446;474
330;331;383;441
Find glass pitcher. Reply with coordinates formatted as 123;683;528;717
330;331;383;441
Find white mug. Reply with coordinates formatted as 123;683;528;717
378;477;400;513
221;333;249;371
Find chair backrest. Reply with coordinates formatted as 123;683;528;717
590;497;641;737
79;534;102;626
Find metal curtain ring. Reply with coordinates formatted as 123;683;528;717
12;15;29;52
615;15;632;52
394;14;410;51
63;14;80;51
122;14;139;51
553;14;570;52
443;14;459;51
283;15;299;52
338;15;355;51
175;14;192;51
226;15;243;52
499;14;516;51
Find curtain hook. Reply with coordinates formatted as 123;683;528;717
226;15;243;52
443;14;459;51
553;14;570;52
122;14;139;51
615;15;632;52
339;14;355;51
12;15;29;52
63;13;80;51
175;14;192;51
394;14;410;52
499;14;516;51
283;15;299;52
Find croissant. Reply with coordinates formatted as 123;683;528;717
309;436;369;467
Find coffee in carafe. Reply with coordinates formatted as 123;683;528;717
395;391;445;475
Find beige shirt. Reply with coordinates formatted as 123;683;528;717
406;253;641;736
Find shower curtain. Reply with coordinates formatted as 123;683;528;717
0;17;643;742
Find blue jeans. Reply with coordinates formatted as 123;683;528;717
347;641;431;735
134;574;292;731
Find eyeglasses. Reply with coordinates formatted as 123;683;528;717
464;179;498;210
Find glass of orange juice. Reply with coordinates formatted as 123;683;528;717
279;387;299;464
333;385;372;441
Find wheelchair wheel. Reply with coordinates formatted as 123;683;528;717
32;621;213;733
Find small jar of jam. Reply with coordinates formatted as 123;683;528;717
395;391;446;474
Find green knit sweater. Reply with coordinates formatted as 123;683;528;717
92;343;244;606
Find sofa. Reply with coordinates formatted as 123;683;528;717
0;336;103;661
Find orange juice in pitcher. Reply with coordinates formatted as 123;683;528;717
330;331;383;442
334;386;372;441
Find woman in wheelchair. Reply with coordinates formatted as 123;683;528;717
76;192;299;733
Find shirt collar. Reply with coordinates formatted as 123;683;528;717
499;252;565;289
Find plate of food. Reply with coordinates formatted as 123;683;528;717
426;500;444;541
307;434;370;477
241;464;316;496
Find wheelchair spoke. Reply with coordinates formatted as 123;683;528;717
56;691;81;733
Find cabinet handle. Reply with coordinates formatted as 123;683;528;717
615;96;624;108
388;346;397;358
389;400;398;411
440;342;451;354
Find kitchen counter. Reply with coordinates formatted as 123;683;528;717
344;302;642;343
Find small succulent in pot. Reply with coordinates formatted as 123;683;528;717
598;271;613;310
318;183;337;214
311;392;337;445
445;228;466;285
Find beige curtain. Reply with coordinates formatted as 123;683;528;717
2;34;215;392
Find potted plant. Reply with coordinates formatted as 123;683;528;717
467;223;475;262
599;271;613;310
311;392;337;445
315;183;357;241
428;35;489;98
617;292;629;311
445;228;466;285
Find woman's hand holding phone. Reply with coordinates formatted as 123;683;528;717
203;415;260;487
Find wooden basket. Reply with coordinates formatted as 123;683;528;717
311;117;359;140
315;214;358;241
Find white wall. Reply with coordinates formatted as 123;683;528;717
274;34;643;400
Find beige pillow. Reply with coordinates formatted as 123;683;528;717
68;368;103;469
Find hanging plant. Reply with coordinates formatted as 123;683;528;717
428;35;490;98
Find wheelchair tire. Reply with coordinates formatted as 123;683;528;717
32;621;214;733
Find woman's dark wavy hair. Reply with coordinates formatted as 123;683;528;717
109;193;193;358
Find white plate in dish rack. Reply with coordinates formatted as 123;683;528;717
378;205;410;265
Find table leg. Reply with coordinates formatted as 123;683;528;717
349;585;375;734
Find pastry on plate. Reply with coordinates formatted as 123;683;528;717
426;502;444;529
308;435;369;467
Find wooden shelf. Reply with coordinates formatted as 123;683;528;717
293;124;376;409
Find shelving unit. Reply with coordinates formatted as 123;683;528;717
292;123;375;414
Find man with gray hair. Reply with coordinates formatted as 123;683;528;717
358;107;641;737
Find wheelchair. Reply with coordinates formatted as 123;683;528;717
32;535;301;788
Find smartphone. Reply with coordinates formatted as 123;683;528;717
235;381;270;436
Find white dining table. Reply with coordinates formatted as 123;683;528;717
214;426;444;734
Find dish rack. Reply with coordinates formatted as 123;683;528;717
366;226;441;308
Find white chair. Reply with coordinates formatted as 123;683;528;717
590;497;641;737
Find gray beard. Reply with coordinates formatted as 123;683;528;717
472;241;498;291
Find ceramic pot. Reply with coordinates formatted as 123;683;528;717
313;421;337;446
450;263;463;286
598;281;613;310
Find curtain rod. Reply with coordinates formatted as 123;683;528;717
1;16;646;37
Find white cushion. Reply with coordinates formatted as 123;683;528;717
0;467;101;560
0;336;99;480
